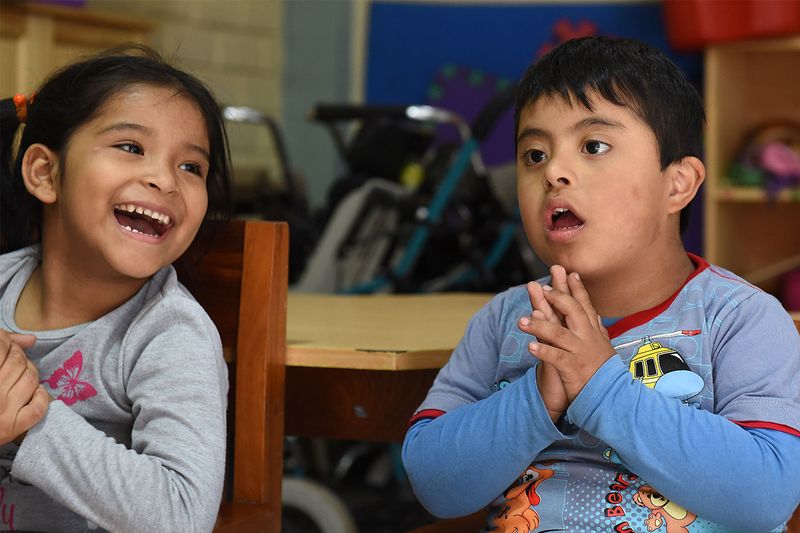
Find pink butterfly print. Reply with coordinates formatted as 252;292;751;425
41;350;97;405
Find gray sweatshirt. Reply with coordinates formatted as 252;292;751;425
0;246;228;532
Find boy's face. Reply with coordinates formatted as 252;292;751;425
516;93;675;280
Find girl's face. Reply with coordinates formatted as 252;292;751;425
41;84;210;282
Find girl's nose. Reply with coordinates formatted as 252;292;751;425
145;171;178;194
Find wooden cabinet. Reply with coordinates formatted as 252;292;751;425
703;36;800;318
0;2;152;96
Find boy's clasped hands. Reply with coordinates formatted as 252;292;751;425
518;265;616;423
0;331;49;445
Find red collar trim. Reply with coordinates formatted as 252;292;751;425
606;253;709;340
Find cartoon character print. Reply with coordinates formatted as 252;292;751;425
616;330;704;401
633;485;696;533
494;464;555;533
604;330;704;465
40;350;97;405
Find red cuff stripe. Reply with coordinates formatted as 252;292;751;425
409;409;446;427
734;420;800;437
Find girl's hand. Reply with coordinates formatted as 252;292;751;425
525;272;614;403
0;331;49;445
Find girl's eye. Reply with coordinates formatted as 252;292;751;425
523;149;548;165
115;142;143;155
179;162;206;177
583;140;610;155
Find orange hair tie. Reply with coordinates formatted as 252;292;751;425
12;92;35;123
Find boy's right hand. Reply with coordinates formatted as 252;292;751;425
520;266;572;424
0;331;49;445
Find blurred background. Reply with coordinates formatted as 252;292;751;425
2;0;799;530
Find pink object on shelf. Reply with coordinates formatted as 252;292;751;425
761;142;800;177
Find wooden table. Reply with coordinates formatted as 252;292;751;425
284;293;492;442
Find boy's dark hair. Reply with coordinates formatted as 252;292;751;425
514;36;705;235
0;44;232;253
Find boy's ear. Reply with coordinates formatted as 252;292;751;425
21;143;60;204
666;156;705;214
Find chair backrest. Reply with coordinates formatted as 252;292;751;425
179;219;288;527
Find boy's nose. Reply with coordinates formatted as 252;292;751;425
542;155;574;190
543;172;572;190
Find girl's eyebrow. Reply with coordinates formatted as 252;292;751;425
98;122;150;135
98;122;210;161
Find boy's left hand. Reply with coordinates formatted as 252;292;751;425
526;272;616;403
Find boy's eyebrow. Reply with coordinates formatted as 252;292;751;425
516;117;626;146
98;122;210;161
569;117;626;133
516;127;549;145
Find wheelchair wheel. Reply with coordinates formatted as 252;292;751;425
281;476;358;533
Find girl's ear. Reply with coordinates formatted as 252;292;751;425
667;156;705;214
21;143;60;204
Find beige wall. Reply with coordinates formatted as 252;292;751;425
89;0;285;191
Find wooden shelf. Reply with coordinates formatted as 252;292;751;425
0;2;152;96
715;185;800;202
704;36;800;300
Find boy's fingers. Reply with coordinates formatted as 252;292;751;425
549;265;569;322
550;265;569;294
542;287;593;333
597;316;610;339
528;340;569;367
566;273;601;332
526;282;558;323
525;316;580;352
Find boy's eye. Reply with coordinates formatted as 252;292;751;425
583;140;610;155
115;142;143;155
179;162;206;178
523;149;548;165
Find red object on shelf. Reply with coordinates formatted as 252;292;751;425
784;269;800;312
663;0;800;51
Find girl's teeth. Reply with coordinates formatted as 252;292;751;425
114;204;171;225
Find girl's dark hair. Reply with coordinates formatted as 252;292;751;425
514;36;705;235
0;44;232;253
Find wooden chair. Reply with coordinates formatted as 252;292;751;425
178;219;289;532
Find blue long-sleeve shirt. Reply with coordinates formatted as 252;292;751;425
403;256;800;532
